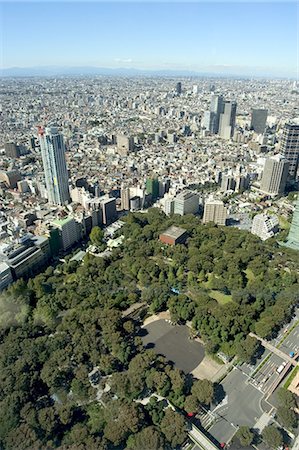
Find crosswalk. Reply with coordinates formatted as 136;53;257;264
197;409;216;430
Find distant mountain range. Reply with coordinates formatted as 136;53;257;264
0;65;252;78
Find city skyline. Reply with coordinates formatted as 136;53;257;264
1;1;298;78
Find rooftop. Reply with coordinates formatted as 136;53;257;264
52;216;73;227
161;225;187;240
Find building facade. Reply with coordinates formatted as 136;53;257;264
219;101;237;140
39;126;70;205
285;197;299;250
203;200;227;225
260;155;289;195
251;213;279;241
5;142;21;158
280;119;299;180
173;191;199;215
250;109;268;135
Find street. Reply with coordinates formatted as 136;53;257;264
208;369;263;443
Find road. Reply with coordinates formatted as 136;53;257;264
270;309;299;350
208;369;263;443
249;332;298;366
292;434;299;450
277;324;299;357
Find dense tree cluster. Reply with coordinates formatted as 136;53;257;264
0;208;298;448
276;388;298;430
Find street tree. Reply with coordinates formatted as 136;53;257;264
160;409;188;447
262;425;283;449
236;426;254;446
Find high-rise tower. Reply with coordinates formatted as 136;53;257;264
260;155;289;195
250;109;268;134
280;119;299;180
39;126;70;205
219;101;237;140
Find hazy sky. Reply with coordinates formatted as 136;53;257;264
1;1;298;76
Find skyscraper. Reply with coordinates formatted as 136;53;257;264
250;109;268;134
260;155;289;195
285;197;299;250
219;101;237;139
39;126;70;205
146;178;159;200
280;119;299;180
121;185;130;210
210;94;224;134
176;82;182;95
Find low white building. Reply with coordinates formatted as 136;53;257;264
251;213;279;241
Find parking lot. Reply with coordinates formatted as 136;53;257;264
142;319;205;373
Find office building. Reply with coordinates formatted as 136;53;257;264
176;82;182;95
121;185;130;210
164;198;175;216
219;101;237;140
221;175;236;192
101;198;117;225
117;135;134;155
280;119;299;179
173;191;199;215
146;178;159;200
285;197;299;250
202;111;216;133
17;180;30;193
260;155;289;195
159;226;187;246
250;109;268;134
203;200;227;225
51;217;80;252
4;142;21;158
130;196;140;211
251;213;279;241
210;94;224;134
39;126;70;205
0;170;21;188
0;263;13;292
1;235;51;281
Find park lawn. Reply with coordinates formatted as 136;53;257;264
209;290;233;305
278;215;291;230
244;268;255;282
66;273;77;283
201;273;213;289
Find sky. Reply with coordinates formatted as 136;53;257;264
0;1;298;77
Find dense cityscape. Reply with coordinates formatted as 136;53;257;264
1;1;299;450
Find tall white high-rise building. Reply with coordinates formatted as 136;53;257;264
39;126;70;205
260;155;289;195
